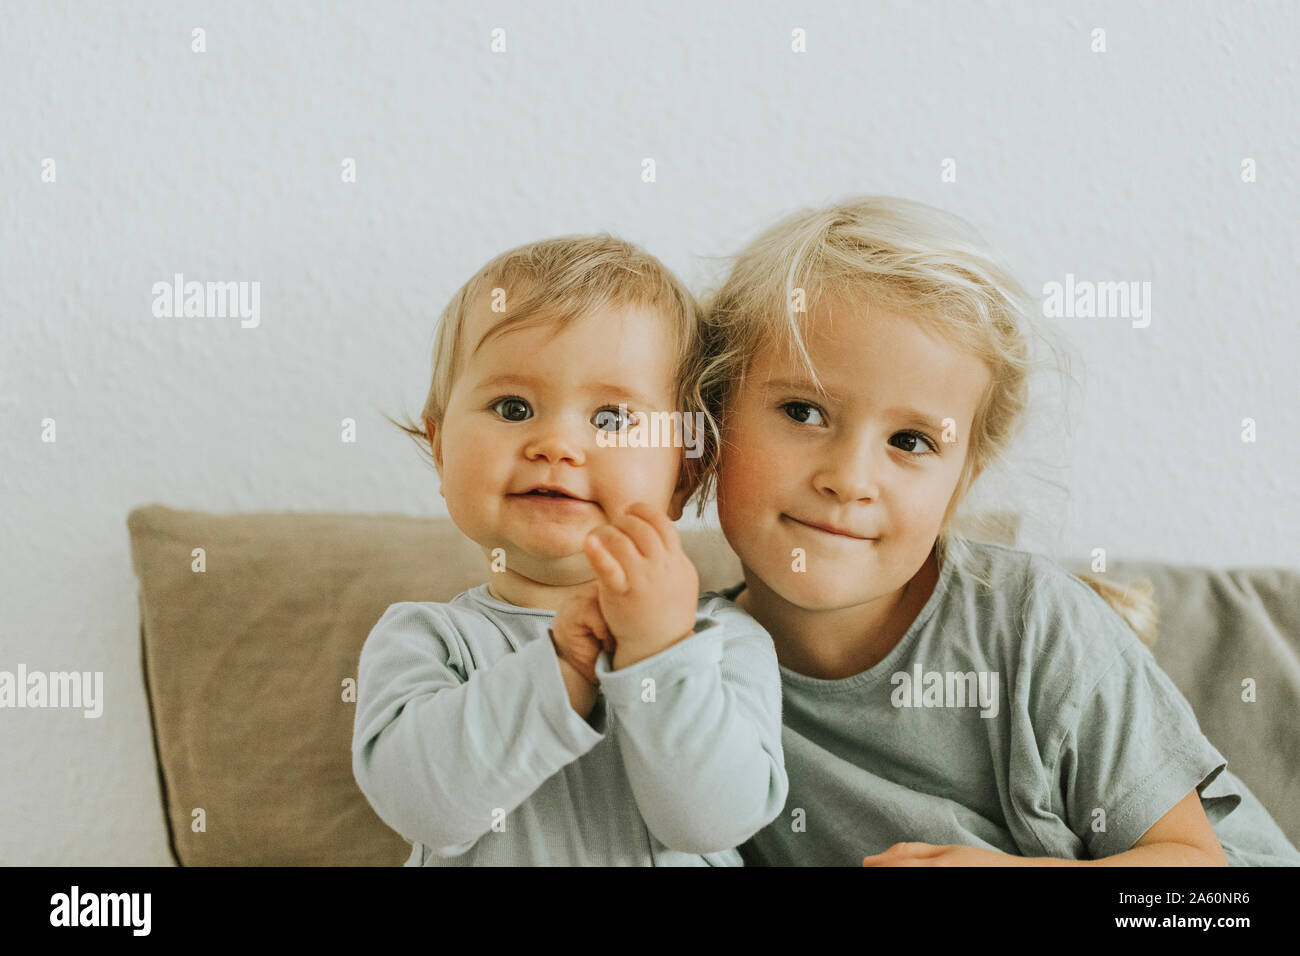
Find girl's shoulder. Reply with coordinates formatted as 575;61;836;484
947;537;1121;609
942;536;1148;670
939;539;1167;741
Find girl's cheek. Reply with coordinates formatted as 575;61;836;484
901;476;952;533
725;422;770;481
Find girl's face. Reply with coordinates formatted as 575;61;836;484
715;298;991;615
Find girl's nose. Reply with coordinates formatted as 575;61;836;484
813;437;881;502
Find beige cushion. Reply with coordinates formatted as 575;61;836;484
127;506;1015;865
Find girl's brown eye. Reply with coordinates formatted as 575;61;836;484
890;431;935;454
782;402;824;426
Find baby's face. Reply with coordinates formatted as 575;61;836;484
715;298;990;612
432;292;689;588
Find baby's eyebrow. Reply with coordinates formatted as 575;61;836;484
473;373;660;408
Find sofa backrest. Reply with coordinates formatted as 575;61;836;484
127;506;1298;864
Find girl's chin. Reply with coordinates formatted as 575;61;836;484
769;573;881;611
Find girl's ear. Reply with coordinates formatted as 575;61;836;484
941;459;984;532
958;466;984;513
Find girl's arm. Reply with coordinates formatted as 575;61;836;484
1075;789;1227;865
864;789;1227;865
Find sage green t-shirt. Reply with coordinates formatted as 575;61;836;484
730;539;1299;866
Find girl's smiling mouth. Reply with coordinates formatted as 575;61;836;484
783;514;875;540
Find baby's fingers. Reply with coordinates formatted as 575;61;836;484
585;530;629;593
586;599;612;647
589;610;614;658
624;501;681;552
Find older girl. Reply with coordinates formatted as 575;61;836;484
693;197;1298;866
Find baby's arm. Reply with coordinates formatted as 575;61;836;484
584;503;788;853
351;602;603;856
555;655;599;718
549;581;611;718
598;610;789;854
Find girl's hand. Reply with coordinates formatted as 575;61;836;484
550;582;612;686
584;501;699;669
862;843;1029;867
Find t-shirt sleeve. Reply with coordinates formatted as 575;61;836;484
593;596;788;854
1045;581;1231;860
351;602;604;856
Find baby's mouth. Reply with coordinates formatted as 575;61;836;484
509;487;597;507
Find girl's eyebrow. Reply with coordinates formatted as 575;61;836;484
883;407;947;433
763;378;945;431
762;377;834;398
473;372;657;408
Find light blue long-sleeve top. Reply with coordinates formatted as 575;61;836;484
352;584;788;865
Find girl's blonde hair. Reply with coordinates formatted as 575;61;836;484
699;196;1157;643
386;234;720;518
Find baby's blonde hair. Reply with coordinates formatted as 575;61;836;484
386;234;720;517
699;196;1157;643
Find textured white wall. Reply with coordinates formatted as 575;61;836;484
2;1;1296;864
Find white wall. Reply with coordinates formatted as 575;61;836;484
2;1;1296;864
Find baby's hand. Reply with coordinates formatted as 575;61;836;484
550;582;613;686
584;501;699;669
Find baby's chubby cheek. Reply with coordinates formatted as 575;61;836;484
439;475;492;544
438;467;511;545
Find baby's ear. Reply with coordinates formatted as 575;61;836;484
667;458;696;522
424;419;444;476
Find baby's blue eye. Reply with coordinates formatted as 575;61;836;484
782;401;825;426
493;397;532;422
592;406;636;432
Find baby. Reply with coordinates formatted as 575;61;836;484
352;235;788;865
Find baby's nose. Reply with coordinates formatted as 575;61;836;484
523;420;587;465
